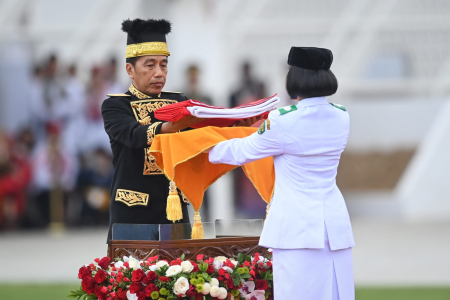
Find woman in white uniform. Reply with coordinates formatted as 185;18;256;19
208;47;355;300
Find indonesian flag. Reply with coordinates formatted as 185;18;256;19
154;94;280;128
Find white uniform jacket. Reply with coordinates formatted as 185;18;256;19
209;97;355;250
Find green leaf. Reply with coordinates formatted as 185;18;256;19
237;253;244;264
232;277;240;286
180;253;185;261
67;295;77;298
179;273;189;279
245;255;252;262
240;273;251;279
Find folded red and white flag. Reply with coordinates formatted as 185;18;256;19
154;94;280;128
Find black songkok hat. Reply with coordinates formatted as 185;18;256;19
122;18;171;58
287;47;333;70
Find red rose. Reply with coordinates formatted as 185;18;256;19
98;257;111;270
186;285;197;297
78;266;92;279
81;277;96;294
116;288;127;300
143;271;157;284
144;284;158;297
137;291;146;300
192;263;199;273
116;274;124;283
218;268;226;276
226;279;234;289
266;262;272;267
131;269;145;282
206;265;215;274
159;276;171;282
95;269;108;284
129;282;143;294
196;254;204;261
196;293;203;300
243;261;251;267
94;285;107;300
255;279;269;290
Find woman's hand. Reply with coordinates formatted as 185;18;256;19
233;116;265;127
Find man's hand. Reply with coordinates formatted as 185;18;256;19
160;116;205;134
233;116;265;127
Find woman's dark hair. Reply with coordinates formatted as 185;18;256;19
286;66;338;99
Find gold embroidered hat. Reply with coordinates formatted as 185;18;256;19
122;18;171;58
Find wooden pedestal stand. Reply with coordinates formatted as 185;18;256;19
109;237;270;261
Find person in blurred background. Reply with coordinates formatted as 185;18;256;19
101;18;205;243
29;123;77;228
0;131;31;229
184;64;213;105
208;47;355;300
104;57;124;94
229;61;268;219
229;61;266;107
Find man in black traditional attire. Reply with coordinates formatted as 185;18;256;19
101;19;202;242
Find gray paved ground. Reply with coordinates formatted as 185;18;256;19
0;220;449;285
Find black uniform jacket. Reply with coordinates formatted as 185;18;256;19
101;84;190;242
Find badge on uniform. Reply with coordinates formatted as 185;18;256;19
278;105;297;115
258;120;270;135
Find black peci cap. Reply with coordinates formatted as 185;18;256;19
122;18;172;58
287;47;333;70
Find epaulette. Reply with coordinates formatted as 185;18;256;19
161;91;183;94
330;103;346;111
107;93;130;97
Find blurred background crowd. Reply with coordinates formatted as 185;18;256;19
0;0;449;297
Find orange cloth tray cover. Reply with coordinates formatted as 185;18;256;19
149;126;275;212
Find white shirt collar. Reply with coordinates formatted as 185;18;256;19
296;97;328;107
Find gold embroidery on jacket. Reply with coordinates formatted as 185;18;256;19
129;98;176;175
115;189;149;206
147;122;161;145
129;83;151;99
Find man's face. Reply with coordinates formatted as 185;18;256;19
126;56;168;95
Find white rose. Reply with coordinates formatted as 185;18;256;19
213;261;222;271
202;283;211;295
218;287;228;300
128;257;141;270
123;256;130;262
173;277;190;296
210;286;220;297
209;278;219;287
214;256;228;262
230;260;238;267
222;266;233;273
156;260;169;268
166;265;183;277
180;261;194;273
149;265;160;272
126;290;138;300
114;261;124;269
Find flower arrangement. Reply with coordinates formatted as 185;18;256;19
69;252;273;300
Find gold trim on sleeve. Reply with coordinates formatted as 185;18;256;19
126;42;170;58
147;122;162;145
115;189;149;206
129;97;177;175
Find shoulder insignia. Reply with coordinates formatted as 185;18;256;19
107;93;130;97
278;105;297;115
161;91;183;94
257;121;266;135
330;103;346;111
258;120;271;135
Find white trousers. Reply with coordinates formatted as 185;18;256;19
272;226;354;300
